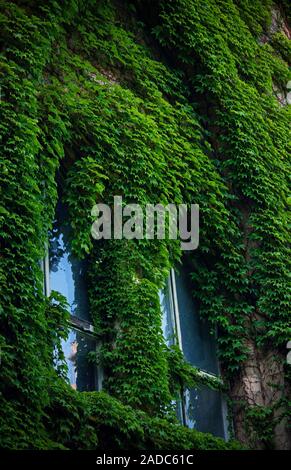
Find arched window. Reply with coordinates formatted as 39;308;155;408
160;261;229;439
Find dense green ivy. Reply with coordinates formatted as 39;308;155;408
147;0;290;361
0;0;290;449
44;384;242;450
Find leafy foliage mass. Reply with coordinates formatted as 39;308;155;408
0;0;290;449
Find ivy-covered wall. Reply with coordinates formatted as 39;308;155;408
0;0;290;450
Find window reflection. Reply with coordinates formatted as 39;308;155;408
175;264;218;375
159;278;175;346
160;262;227;439
62;329;97;391
49;202;90;322
49;200;98;392
184;386;225;437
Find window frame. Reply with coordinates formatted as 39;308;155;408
42;246;103;391
166;268;230;439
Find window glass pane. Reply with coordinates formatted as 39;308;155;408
174;263;227;438
175;264;219;375
159;279;175;346
49;202;90;322
184;386;226;438
184;386;225;438
159;279;182;420
62;329;97;391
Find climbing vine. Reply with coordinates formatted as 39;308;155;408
0;0;290;449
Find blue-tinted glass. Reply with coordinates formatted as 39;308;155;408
184;386;225;438
175;263;226;437
49;202;90;322
175;265;219;375
159;279;175;346
62;329;97;391
159;279;182;420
